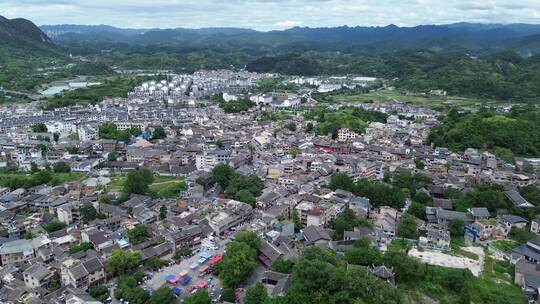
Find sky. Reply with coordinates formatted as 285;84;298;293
1;0;540;30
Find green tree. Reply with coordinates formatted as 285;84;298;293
215;241;257;288
235;230;261;250
212;163;236;189
244;283;269;304
235;189;256;205
290;146;299;158
80;205;98;223
397;213;418;239
184;290;211;304
52;161;71;173
149;286;175;304
151;127;166;140
30;162;39;173
414;159;425;170
123;167;155;196
270;259;295;273
31;123;47;132
305;122;314;133
448;219;465;237
69;242;94;254
66;146;79;154
128;224;150;245
220;288;236;302
89;285;109;302
114;276;148;304
42;220;66;233
329;172;354;191
107;151;118;161
159;205;168;220
285;122;297;131
108;250;142;276
145;256;166;271
53;132;60;143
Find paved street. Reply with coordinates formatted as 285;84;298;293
144;238;230;301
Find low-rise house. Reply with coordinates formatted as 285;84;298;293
302;225;331;247
23;264;54;288
418;227;450;251
468;208;490;221
60;256;106;290
532;219;540;235
513;236;540;264
435;208;471;228
505;190;535;209
207;199;253;234
499;214;528;234
0;239;35;265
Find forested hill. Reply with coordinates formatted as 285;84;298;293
43;22;540;55
0;15;57;55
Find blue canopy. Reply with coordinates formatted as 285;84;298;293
172;287;182;295
165;274;176;282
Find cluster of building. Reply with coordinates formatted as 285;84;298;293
0;70;539;303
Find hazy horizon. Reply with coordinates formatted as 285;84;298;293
2;0;540;31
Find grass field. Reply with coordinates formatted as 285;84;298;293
490;240;520;253
0;172;85;187
106;174;186;199
318;89;507;110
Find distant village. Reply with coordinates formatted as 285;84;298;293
0;69;539;304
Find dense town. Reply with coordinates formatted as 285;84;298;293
0;70;539;304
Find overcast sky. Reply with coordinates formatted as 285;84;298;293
2;0;540;30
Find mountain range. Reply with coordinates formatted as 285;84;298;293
40;22;540;55
0;16;56;55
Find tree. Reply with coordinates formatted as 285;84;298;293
397;213;418;239
123;167;155;196
128;224;150;245
149;286;175;304
215;241;257;288
329;172;354;191
80;205;98;223
30;162;39;173
151;127;166;140
114;276;148;304
107;151;117;161
285;122;297;131
108;250;142;276
159;205;168;220
344;238;383;266
145;256;167;271
31;123;47;133
53;132;60;143
42;220;66;233
184;290;211;304
212;163;236;189
305;122;314;133
66;146;79;154
235;230;261;250
89;285;109;302
414;159;425;170
270;259;294;273
331;208;371;240
220;288;236;303
244;283;269;304
235;189;256;205
53;161;71;173
448;219;465;237
290;146;299;158
69;242;94;254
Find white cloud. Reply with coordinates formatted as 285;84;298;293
275;20;302;28
0;0;539;30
